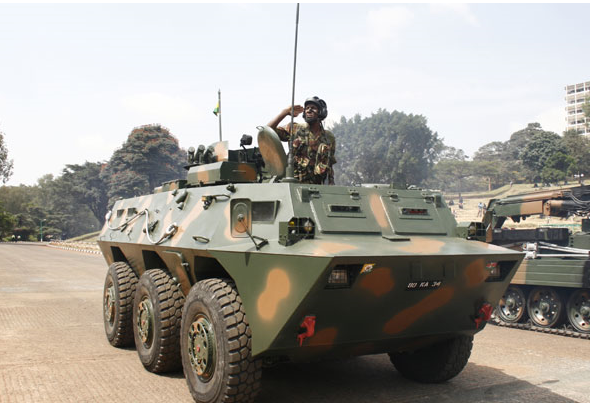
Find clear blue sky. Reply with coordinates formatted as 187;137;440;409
1;3;588;185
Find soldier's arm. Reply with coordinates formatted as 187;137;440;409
268;105;303;141
328;133;336;185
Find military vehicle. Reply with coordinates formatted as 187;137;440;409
460;185;590;336
98;127;524;402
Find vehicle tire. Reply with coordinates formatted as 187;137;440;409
565;289;590;333
103;262;138;347
497;286;528;323
180;278;262;402
389;335;473;383
527;286;564;328
133;269;185;373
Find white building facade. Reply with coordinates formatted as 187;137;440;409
565;81;590;136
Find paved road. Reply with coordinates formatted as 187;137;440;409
1;244;589;403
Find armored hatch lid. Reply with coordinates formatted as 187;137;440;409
257;125;287;178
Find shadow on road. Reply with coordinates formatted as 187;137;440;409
256;354;575;403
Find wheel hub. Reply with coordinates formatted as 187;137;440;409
529;288;561;327
567;290;590;333
498;287;526;323
188;315;216;381
137;298;154;345
104;285;115;324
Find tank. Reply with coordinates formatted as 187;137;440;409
460;185;590;335
98;127;524;402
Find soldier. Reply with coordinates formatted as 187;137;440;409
268;96;337;185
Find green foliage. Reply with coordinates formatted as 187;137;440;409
34;174;100;239
519;126;565;180
0;123;188;239
0;202;15;240
430;159;474;192
541;152;575;184
59;162;109;223
330;109;441;186
101;125;187;206
583;95;590;120
472;139;521;187
562;129;590;179
0;130;14;184
507;123;543;161
540;167;566;184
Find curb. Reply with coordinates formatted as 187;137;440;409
47;242;102;255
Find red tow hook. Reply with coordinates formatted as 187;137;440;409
474;303;493;329
297;316;316;346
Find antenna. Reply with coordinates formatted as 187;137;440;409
283;3;300;182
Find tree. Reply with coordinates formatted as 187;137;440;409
583;95;590;121
472;141;507;163
519;126;565;180
59;162;109;223
35;173;101;239
562;129;590;182
438;146;468;161
331;109;441;186
0;202;15;240
507;123;544;162
541;152;575;184
0;130;14;184
473;139;521;186
431;159;473;192
101;124;187;206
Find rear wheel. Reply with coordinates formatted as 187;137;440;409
133;269;185;373
497;286;528;323
566;289;590;333
527;287;564;328
389;335;473;383
180;278;261;402
103;262;137;347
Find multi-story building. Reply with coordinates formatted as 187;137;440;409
565;81;590;136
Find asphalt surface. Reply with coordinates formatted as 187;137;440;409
1;243;589;403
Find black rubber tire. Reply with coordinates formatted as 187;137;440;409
133;269;185;373
103;262;137;347
389;335;473;383
180;278;262;403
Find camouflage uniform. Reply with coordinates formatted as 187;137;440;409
277;122;337;185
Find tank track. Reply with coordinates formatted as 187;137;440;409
490;315;590;340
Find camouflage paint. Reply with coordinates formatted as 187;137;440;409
99;176;523;359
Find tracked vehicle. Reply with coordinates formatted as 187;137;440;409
98;127;523;402
466;186;590;335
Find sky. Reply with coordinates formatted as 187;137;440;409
0;2;589;186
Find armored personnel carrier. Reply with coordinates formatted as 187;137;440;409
464;186;590;336
98;127;523;402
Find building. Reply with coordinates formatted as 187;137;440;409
565;81;590;137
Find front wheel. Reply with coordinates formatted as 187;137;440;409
180;278;261;402
389;335;473;383
103;262;137;347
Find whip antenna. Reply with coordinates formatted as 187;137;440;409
284;3;300;182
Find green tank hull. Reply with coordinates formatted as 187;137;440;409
479;186;590;332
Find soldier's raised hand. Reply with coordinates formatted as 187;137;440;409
284;105;304;117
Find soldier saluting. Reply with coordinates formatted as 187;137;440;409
268;96;337;185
